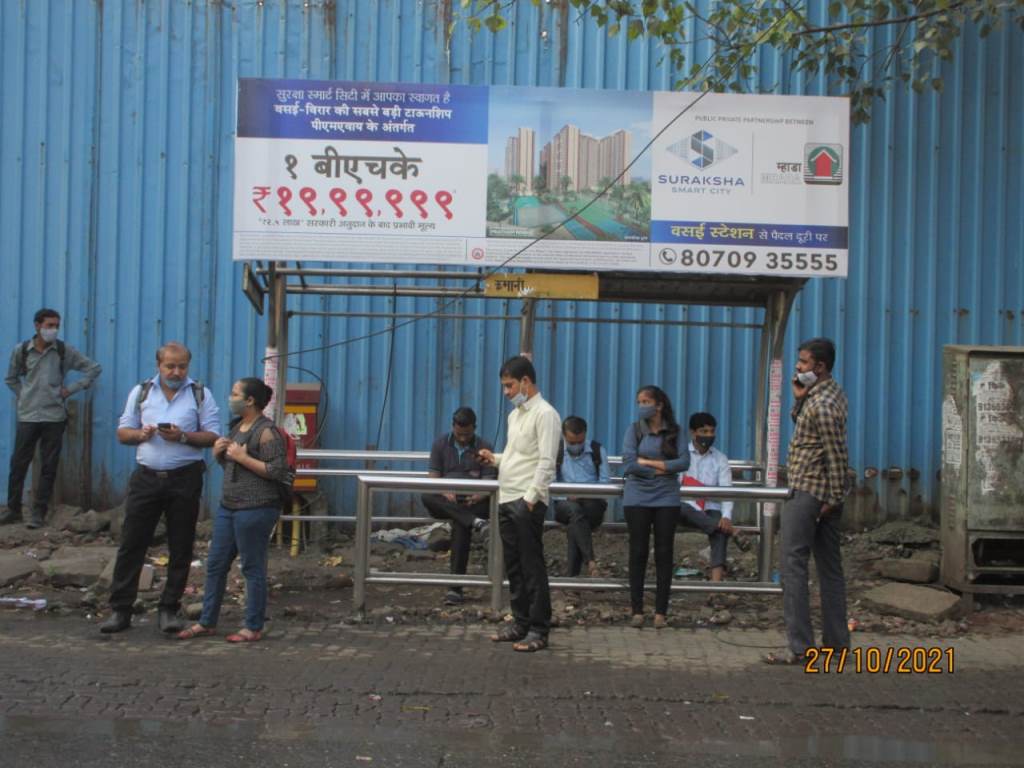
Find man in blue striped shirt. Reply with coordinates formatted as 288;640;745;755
101;342;220;635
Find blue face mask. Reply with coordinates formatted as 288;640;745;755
636;404;656;421
161;376;185;391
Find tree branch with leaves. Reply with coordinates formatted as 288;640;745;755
458;0;1023;123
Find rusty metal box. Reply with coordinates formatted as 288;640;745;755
940;346;1024;593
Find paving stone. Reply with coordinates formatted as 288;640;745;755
94;557;117;591
138;563;155;591
44;546;119;587
404;550;437;561
867;521;939;545
914;550;942;568
878;557;938;583
47;504;84;532
861;582;961;622
107;503;127;538
0;551;42;587
68;509;112;534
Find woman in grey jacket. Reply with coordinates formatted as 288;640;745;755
178;378;290;643
621;385;689;629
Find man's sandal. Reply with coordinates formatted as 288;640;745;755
225;629;262;643
491;624;528;643
177;624;216;640
512;632;548;653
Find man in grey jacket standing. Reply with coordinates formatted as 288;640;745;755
2;308;102;528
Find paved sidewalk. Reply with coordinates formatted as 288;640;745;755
1;613;1022;766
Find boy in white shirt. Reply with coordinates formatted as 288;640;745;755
678;412;749;582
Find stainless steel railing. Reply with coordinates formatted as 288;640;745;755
290;449;768;530
298;448;765;482
350;475;789;615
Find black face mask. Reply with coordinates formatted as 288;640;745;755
695;435;715;452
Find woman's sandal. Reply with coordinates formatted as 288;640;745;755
629;613;645;628
177;624;216;640
512;632;548;653
653;614;668;629
763;650;805;665
225;628;262;643
491;624;528;643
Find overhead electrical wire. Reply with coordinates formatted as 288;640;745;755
264;17;790;450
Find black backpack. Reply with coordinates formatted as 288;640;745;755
233;417;298;511
18;338;66;377
556;439;603;481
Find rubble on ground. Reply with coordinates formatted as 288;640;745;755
1;506;1021;637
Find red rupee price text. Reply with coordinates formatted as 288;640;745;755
252;185;454;220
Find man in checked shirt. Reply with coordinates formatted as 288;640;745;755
767;337;851;665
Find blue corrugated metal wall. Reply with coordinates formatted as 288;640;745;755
1;0;1021;519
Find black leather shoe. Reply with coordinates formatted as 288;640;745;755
100;610;133;634
26;512;45;529
158;609;184;634
0;508;23;526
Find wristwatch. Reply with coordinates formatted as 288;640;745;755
178;432;189;445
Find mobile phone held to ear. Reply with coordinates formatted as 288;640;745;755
157;423;173;430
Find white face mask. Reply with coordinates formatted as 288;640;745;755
796;370;818;388
39;328;59;344
509;379;529;408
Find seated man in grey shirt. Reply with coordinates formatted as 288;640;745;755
420;407;497;606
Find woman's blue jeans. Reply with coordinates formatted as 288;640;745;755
199;503;280;631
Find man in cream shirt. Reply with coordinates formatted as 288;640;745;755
478;355;561;653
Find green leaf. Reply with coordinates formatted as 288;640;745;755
484;14;506;33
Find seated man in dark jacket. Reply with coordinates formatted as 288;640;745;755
421;407;497;605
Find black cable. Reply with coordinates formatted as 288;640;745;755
261;17;788;365
263;92;712;364
374;285;398;447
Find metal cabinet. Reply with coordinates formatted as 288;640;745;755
940;346;1024;594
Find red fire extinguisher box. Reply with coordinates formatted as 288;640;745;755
283;382;321;492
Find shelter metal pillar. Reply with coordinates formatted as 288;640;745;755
758;289;796;582
264;265;289;425
519;298;536;359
